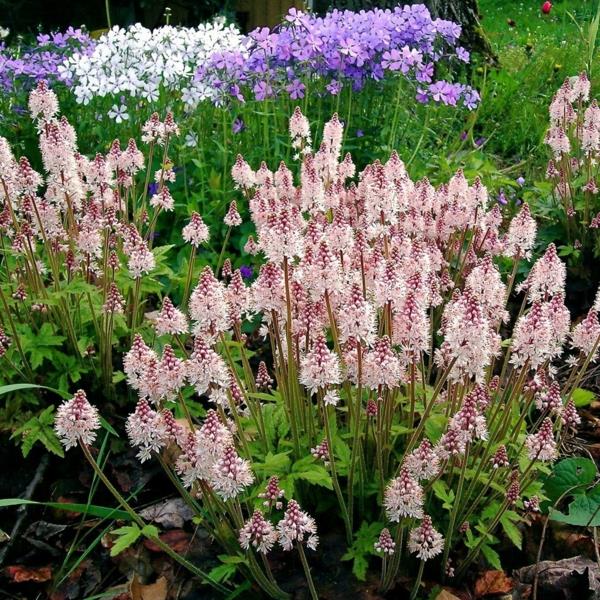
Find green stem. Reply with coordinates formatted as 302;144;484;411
323;402;352;544
105;0;112;27
79;443;229;594
216;226;232;277
296;543;319;600
410;560;425;600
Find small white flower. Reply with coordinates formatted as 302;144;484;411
108;104;129;123
185;132;199;148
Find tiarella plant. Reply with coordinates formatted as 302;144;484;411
0;82;185;453
9;84;590;597
532;72;600;288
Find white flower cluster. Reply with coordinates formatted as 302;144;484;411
59;19;244;109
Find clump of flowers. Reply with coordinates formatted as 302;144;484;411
542;72;600;277
199;5;479;108
0;28;92;95
6;89;591;597
59;20;244;109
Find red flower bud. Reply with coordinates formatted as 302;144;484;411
542;1;552;14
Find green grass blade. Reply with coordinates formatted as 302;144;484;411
0;498;132;521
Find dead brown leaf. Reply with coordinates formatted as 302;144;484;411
130;575;168;600
5;564;52;583
475;570;513;597
139;498;194;530
435;590;463;600
54;496;81;520
143;530;190;553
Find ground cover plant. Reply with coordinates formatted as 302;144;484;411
1;78;599;598
2;2;600;599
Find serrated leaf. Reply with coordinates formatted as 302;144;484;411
500;513;522;549
424;414;446;443
110;524;141;556
208;563;237;583
550;484;600;526
254;452;291;476
341;521;381;581
141;524;160;539
112;370;126;384
351;554;369;581
12;408;64;458
333;436;351;472
432;480;454;509
481;544;502;570
543;458;597;504
290;466;333;490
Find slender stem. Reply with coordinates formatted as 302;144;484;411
442;444;469;577
409;560;425;600
216;226;232;277
104;0;112;28
183;245;196;307
296;543;319;600
129;277;142;343
322;402;352;544
79;443;229;594
381;524;404;591
347;342;363;527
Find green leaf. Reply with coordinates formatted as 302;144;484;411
254;452;291;476
543;458;597;504
572;388;595;408
341;521;381;581
0;498;131;521
217;554;247;565
290;466;333;490
141;524;160;539
432;480;455;510
500;512;523;549
0;383;69;399
550;484;600;526
100;417;119;437
11;407;64;458
208;563;238;583
424;414;446;443
110;524;141;556
20;323;66;369
333;436;351;473
481;544;502;570
246;392;279;403
112;370;126;384
351;554;369;581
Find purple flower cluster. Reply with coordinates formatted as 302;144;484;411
198;5;479;108
0;28;93;95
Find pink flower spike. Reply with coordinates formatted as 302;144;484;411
277;499;319;551
182;212;210;247
224;200;242;227
239;510;278;554
54;390;100;450
408;515;444;561
374;528;396;555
